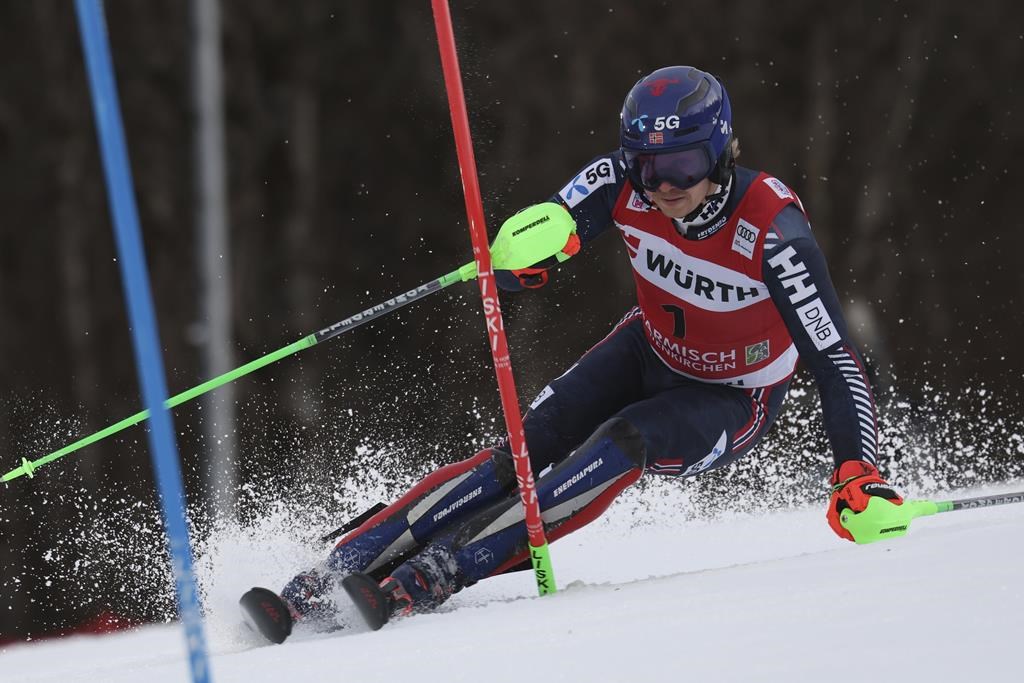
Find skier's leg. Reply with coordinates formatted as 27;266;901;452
518;307;648;472
379;376;790;614
626;377;791;478
281;310;652;624
283;310;651;616
280;446;517;618
381;415;647;612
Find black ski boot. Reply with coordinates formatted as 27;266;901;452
239;587;295;644
279;566;339;624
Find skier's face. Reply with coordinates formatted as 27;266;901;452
647;178;714;218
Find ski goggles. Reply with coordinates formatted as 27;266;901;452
622;143;715;191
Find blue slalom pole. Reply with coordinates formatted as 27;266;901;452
74;2;211;681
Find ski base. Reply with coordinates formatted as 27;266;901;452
239;587;294;644
341;572;392;631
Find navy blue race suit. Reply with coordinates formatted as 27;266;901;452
279;156;879;620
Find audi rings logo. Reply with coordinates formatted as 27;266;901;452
731;218;760;260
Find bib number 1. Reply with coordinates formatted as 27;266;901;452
662;304;686;339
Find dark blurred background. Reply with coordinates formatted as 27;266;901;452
1;0;1022;641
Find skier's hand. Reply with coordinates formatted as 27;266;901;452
491;203;580;292
827;460;903;541
496;266;553;291
494;232;580;291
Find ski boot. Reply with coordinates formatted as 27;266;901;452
342;545;461;631
240;566;339;644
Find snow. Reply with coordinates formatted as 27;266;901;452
3;482;1023;683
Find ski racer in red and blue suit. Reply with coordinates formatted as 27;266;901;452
248;66;903;642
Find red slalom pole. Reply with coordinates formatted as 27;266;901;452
430;0;555;595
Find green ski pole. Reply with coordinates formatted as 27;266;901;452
840;489;1024;544
2;262;478;484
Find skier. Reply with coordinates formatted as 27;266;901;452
241;65;903;642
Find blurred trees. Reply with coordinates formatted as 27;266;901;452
1;0;1021;639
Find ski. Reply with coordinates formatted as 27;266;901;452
239;587;294;644
341;572;394;631
240;573;395;644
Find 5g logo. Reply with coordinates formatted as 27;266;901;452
585;160;613;184
653;115;680;131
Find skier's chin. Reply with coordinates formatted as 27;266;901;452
652;193;699;218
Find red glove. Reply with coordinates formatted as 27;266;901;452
500;267;550;290
827;460;903;542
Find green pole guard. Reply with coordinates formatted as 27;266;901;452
530;541;557;595
840;497;941;544
490;202;577;271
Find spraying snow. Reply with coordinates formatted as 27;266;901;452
3;479;1022;682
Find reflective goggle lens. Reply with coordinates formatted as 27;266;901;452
624;146;713;191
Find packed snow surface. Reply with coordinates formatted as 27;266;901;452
3;482;1022;682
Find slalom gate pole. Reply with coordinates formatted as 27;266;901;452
430;0;556;596
841;489;1024;544
2;262;477;485
73;2;210;681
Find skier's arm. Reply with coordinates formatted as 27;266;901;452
762;206;902;541
497;153;625;291
548;153;627;243
763;206;878;467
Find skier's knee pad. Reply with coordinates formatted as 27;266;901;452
585;417;647;470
